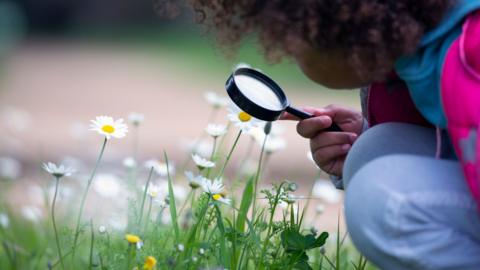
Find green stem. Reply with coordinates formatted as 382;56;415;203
258;183;285;270
234;137;255;180
72;138;108;262
216;122;232;155
177;190;193;218
251;133;268;221
217;130;242;179
126;245;134;270
133;126;140;162
51;176;65;270
88;219;94;270
138;167;155;231
143;197;153;233
205;137;217;179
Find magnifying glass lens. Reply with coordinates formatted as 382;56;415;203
226;67;342;132
234;74;284;111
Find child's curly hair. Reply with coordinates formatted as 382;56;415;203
188;0;454;80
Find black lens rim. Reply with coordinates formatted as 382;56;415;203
225;68;289;121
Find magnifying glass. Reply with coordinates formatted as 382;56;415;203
225;67;342;132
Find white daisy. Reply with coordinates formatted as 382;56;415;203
312;179;342;204
93;174;122;198
90;116;128;140
136;241;144;250
227;103;263;132
128;112;144;126
0;213;9;228
201;178;231;205
0;156;21;180
201;178;224;194
147;183;160;198
181;138;213;157
184;171;206;189
42;162;75;178
21;206;42;223
269;123;286;137
282;194;297;204
123;157;137;168
204;91;229;108
144;159;175;177
263;137;286;154
205;124;227;138
247;126;264;141
98;225;107;234
191;154;215;170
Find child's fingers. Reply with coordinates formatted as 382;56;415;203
323;158;345;177
310;132;357;150
296;115;333;138
279;106;328;121
279;111;300;121
312;144;350;167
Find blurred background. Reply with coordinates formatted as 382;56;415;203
0;0;359;231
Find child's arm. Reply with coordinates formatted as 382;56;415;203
281;105;363;177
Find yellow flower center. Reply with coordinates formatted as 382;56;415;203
149;191;158;197
125;234;141;244
102;125;115;134
143;256;157;269
212;194;222;201
238;111;252;122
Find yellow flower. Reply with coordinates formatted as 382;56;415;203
125;234;141;244
143;256;157;270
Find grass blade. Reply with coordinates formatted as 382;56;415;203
164;151;179;243
236;176;254;233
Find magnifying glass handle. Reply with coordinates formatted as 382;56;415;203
285;106;343;132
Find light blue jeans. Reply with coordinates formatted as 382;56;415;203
343;123;480;270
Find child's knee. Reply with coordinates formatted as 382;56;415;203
344;155;416;268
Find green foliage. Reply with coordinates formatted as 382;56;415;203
0;112;374;270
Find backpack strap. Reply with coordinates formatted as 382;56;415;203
441;10;480;208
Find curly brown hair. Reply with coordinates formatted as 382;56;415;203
186;0;454;80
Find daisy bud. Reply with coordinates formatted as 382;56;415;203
286;182;298;192
177;244;185;252
264;122;272;135
164;196;170;205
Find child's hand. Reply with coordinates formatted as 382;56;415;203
280;105;363;176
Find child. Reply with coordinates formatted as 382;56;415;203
189;0;480;269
